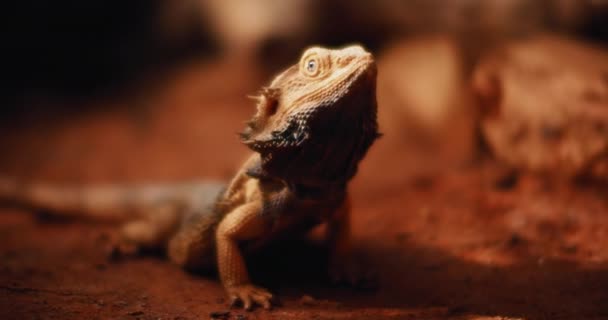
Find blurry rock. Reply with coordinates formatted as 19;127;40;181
473;35;608;180
201;0;315;66
319;0;599;53
377;36;476;174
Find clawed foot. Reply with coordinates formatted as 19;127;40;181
329;256;378;290
226;284;274;311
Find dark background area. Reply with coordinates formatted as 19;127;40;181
2;0;607;120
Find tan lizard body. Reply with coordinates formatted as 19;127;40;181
0;45;379;310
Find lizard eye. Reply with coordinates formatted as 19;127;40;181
306;59;317;73
301;56;321;77
300;49;327;77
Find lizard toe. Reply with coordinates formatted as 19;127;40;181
226;284;274;311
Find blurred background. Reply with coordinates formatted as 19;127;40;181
1;0;607;183
1;1;608;319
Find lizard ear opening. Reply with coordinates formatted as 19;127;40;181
241;87;281;141
256;87;280;117
261;95;279;116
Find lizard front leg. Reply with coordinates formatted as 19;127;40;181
215;201;274;310
327;197;353;283
327;197;376;288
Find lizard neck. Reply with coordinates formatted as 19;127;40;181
288;180;346;201
246;157;347;201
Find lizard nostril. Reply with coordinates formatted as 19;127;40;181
339;56;354;67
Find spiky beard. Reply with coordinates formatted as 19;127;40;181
241;84;379;188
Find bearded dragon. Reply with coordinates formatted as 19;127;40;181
0;45;379;310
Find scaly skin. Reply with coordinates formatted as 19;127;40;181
0;45;379;310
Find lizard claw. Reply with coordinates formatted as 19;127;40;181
226;284;274;311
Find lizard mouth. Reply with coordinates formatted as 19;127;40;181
245;119;308;155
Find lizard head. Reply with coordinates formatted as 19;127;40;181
241;45;380;187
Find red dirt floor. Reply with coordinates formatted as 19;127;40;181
0;59;607;320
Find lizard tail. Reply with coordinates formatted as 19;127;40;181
0;178;225;222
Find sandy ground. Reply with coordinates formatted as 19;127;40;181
0;59;607;320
